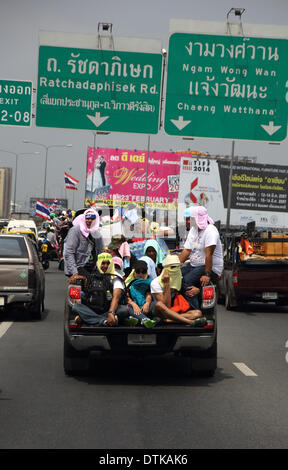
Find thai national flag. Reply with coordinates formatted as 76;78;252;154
49;198;59;212
65;172;79;190
36;199;51;220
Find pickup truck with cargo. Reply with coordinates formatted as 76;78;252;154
218;231;288;309
63;276;218;377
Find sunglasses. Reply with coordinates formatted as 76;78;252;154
135;269;147;274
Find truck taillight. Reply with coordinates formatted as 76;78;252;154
232;270;238;287
28;268;36;288
202;285;215;308
69;285;81;300
202;286;214;300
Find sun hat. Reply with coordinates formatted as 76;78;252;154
163;254;181;267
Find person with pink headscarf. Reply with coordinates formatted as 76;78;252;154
179;206;223;308
64;208;103;281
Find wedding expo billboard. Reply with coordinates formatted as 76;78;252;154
85;147;184;209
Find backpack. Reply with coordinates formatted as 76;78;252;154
81;271;114;315
80;269;127;314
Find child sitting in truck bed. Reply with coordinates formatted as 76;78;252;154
124;260;156;328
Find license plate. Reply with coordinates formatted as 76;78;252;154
262;292;278;300
0;297;5;306
42;244;48;253
127;334;156;345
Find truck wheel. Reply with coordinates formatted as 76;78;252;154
42;260;49;270
41;291;45;312
30;297;42;320
63;334;89;376
188;339;217;377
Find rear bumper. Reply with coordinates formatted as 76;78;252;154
67;330;215;354
235;289;288;302
0;290;33;305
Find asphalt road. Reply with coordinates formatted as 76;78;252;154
0;262;288;449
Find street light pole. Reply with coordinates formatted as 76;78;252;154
23;141;72;199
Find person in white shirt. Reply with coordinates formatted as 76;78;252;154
179;206;223;308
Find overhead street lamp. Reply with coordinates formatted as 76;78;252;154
23;141;72;199
0;149;40;211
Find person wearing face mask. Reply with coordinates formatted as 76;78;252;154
139;239;166;279
64;208;103;281
179;206;223;308
124;260;156;328
72;252;129;327
150;255;205;326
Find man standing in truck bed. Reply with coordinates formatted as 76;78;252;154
179;206;223;309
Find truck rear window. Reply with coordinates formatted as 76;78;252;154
0;237;28;258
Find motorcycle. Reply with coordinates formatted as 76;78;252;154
39;238;53;270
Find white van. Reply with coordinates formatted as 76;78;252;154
7;219;38;238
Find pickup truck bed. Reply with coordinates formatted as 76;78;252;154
63;286;217;377
219;235;288;309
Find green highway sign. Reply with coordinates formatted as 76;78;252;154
164;33;288;141
0;80;32;127
36;46;162;134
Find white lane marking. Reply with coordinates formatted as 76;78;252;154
0;322;13;338
233;362;258;376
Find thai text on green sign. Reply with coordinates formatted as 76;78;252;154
0;80;32;127
36;46;162;134
164;33;288;141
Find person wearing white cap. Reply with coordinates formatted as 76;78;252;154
179;206;223;308
150;254;206;326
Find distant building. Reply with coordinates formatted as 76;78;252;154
0;167;12;219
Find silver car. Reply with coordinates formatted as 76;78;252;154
0;234;45;319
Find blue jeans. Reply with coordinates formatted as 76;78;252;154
72;303;129;325
128;300;156;323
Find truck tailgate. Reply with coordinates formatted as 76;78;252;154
237;264;288;292
0;261;29;290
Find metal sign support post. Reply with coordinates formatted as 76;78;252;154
225;9;242;235
143;135;151;219
225;140;235;233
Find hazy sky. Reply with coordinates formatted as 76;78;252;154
0;0;287;210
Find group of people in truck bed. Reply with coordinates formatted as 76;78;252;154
63;206;223;328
